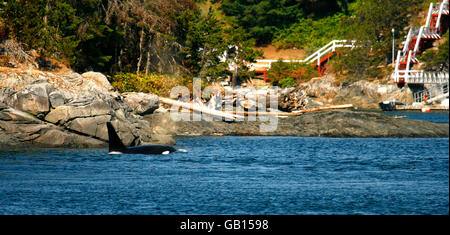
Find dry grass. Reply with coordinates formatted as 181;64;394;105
0;39;71;74
254;45;306;60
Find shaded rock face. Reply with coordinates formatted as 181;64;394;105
122;92;159;115
3;82;53;118
144;113;177;146
48;91;65;108
0;104;105;149
42;93;155;147
0;70;167;149
45;99;111;125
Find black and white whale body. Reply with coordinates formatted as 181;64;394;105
107;122;176;154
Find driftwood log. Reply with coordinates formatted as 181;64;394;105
226;104;353;116
159;97;243;121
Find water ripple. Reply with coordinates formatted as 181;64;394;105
0;136;448;215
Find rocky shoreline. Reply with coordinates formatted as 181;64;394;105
0;70;159;149
146;110;449;138
1;69;448;150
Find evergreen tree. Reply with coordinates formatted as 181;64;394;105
220;0;348;45
333;0;421;80
1;0;80;63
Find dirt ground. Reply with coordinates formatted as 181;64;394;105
255;45;306;60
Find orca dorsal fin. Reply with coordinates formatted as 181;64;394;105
106;122;126;151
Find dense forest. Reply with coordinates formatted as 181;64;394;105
0;0;448;91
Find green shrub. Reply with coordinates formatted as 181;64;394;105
417;31;449;71
273;13;348;51
267;60;319;86
278;77;297;88
109;73;181;97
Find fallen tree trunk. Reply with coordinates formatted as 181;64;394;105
160;97;352;119
292;104;354;113
227;104;353;116
159;97;243;121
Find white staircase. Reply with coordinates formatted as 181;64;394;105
249;40;355;74
248;0;449;86
392;0;449;85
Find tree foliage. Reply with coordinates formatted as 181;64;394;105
180;7;260;83
273;13;348;51
332;0;422;80
220;0;349;45
0;0;258;84
267;60;319;86
418;31;449;72
1;0;442;87
109;72;181;96
1;0;81;63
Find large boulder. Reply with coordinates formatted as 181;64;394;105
45;99;111;125
0;105;105;148
122;92;160;115
33;128;105;148
67;115;112;141
1;70;174;148
0;103;41;123
44;95;159;146
48;91;67;108
7;82;53;118
80;71;114;94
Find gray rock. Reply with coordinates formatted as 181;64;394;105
150;133;176;145
122;92;160;115
1;70;166;149
0;87;15;105
0;106;106;148
80;72;114;94
31;78;50;84
33;128;105;148
109;119;137;146
62;72;83;86
150;125;176;145
43;95;158;147
8;82;53;118
45;99;111;125
67;115;111;141
156;110;449;138
0;105;41;123
49;91;65;108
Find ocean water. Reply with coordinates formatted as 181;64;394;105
375;110;449;123
0;111;448;215
0;135;448;215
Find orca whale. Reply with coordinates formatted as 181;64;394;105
106;122;176;154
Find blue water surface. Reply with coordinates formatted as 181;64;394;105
0;136;448;215
377;110;449;123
